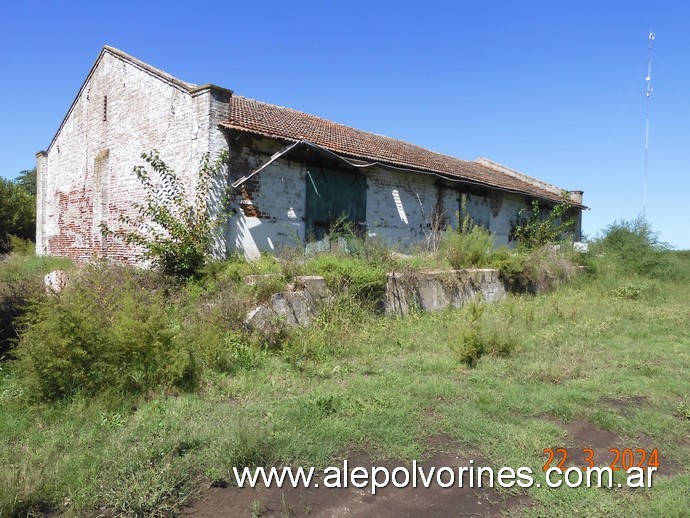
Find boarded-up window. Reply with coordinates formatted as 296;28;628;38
305;167;366;241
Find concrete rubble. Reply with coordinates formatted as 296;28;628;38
44;269;70;294
245;276;330;333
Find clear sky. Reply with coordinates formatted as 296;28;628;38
1;1;689;248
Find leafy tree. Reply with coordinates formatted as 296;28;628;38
102;150;228;279
0;177;36;252
512;192;575;250
16;168;37;196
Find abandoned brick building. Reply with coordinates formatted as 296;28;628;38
36;46;585;262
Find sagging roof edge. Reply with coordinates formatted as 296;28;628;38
226;134;588;210
44;46;232;154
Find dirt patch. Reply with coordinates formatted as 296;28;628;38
184;441;531;517
633;434;684;477
547;418;680;477
600;396;648;416
423;396;449;418
557;418;620;469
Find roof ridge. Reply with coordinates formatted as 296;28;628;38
474;157;578;202
103;46;197;92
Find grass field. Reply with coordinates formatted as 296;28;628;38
1;243;688;516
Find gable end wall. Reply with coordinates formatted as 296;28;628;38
38;50;229;262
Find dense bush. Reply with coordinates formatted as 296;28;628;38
592;216;687;280
0;254;71;356
440;221;495;269
15;264;198;401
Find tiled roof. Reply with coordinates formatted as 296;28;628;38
221;96;582;206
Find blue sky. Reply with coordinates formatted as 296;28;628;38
2;1;689;248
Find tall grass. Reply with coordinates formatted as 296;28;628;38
440;223;495;269
0;253;71;357
2;218;688;515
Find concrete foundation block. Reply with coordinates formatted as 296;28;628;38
384;269;506;316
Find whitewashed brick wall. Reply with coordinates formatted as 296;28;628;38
224;138;530;258
38;48;577;264
37;49;230;263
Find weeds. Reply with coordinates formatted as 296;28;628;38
611;283;646;299
440;217;494;269
454;300;518;367
674;399;690;420
2;218;688;516
512;192;575;250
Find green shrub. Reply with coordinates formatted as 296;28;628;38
102;151;228;280
492;247;577;293
15;264;198;401
6;235;35;255
454;301;517;367
0;254;71;357
202;331;261;374
176;282;265;373
440;221;494;269
520;247;577;293
512;192;575;250
457;323;484;368
592;217;686;281
184;278;251;328
489;248;528;287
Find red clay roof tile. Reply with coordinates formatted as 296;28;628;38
221;96;582;207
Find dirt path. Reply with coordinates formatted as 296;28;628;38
184;448;530;517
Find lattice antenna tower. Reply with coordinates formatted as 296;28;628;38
643;31;655;218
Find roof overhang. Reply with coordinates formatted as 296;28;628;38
224;130;587;209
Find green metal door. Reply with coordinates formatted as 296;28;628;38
306;167;367;241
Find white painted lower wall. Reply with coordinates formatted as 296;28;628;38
225;151;539;259
226;159;307;258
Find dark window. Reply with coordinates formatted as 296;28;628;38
305;167;366;241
